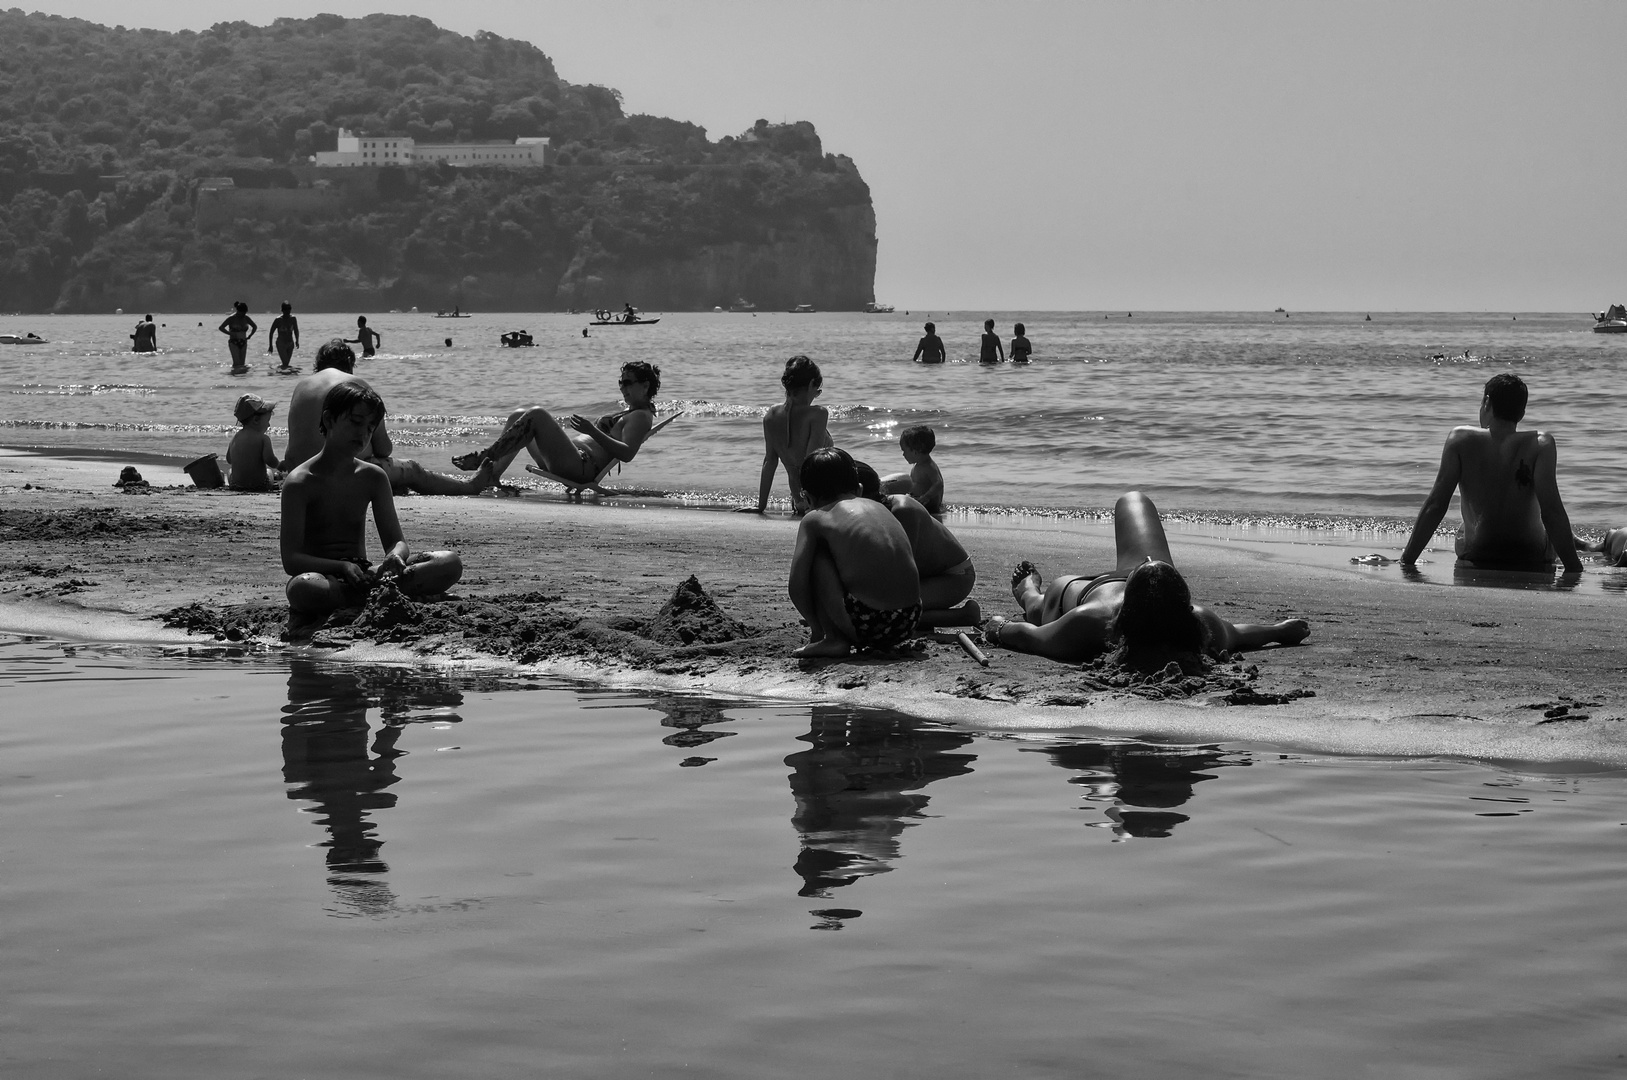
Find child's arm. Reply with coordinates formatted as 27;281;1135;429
259;433;280;472
369;473;412;578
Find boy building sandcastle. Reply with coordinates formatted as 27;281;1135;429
281;382;462;639
788;447;922;658
743;354;833;514
226;393;281;492
881;424;945;518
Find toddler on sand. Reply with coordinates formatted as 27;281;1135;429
226;394;281;492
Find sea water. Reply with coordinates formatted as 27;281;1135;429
4;310;1625;527
2;635;1624;1078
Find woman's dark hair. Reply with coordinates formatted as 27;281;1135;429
781;355;822;391
1015;322;1026;335
319;381;386;433
852;459;883;501
799;447;859;506
621;360;661;396
1112;561;1208;667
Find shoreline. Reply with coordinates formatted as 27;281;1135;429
4;447;1627;766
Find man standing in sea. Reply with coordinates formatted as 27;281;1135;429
1400;372;1582;573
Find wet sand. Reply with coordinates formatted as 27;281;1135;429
3;447;1625;763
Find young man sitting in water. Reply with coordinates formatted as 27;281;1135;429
1400;373;1582;573
280;382;463;639
855;461;979;628
788;447;922;658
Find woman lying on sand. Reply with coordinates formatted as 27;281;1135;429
985;491;1310;670
453;361;660;483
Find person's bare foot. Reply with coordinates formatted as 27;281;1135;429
1010;560;1042;603
794;637;852;659
468;460;499;494
452;450;486;471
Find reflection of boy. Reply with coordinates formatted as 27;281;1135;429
280;382;463;638
881;424;945;518
788;448;921;658
743;354;832;514
226;393;282;491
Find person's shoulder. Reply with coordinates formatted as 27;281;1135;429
1444;425;1485;444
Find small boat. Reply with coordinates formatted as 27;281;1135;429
1593;304;1627;334
589;308;659;326
0;332;46;344
729;298;757;312
789;304;816;313
500;331;536;347
434;306;471;318
864;302;895;313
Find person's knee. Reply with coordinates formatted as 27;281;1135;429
287;573;338;613
401;551;461;596
1118;490;1151;513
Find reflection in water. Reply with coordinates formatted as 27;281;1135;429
785;707;976;905
279;661;466;916
1028;739;1249;838
644;693;738;766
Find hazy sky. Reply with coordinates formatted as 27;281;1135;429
27;1;1627;309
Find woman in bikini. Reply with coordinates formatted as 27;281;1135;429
219;301;257;373
986;491;1309;669
453;361;660;483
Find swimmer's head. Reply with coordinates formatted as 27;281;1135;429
799;447;859;507
620;360;660;397
314;339;356;373
1483;373;1528;422
318;381;385;435
356;315;367;326
281;301;291;313
1112;560;1208;670
924;322;935;333
234;300;247;314
984;318;995;331
781;355;823;392
853;460;884;501
900;425;935;455
1015;322;1025;335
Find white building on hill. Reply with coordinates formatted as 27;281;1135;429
314;129;550;167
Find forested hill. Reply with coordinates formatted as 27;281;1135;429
0;12;876;313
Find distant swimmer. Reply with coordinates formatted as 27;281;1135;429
1010;322;1032;363
218;301;256;373
130;314;157;352
979;318;1005;364
347;315;381;358
267;301;300;371
911;321;946;364
1400;373;1581;573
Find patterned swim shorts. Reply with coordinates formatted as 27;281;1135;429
843;593;922;651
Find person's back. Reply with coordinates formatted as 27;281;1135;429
805;496;919;610
911;322;946;364
1010;322;1031;363
282;340;390;470
226;394;279;491
751;355;832;513
884;494;966;576
979;318;1005;364
1401;372;1580;571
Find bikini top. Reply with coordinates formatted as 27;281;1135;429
596;403;656;434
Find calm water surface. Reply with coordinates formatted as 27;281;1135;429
4;310;1624;527
4;635;1624;1078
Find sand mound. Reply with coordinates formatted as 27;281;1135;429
1079;654;1317;705
646;575;751;646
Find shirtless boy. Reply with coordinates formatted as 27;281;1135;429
280;382;463;638
880;424;945;517
1400;372;1582;573
268;302;300;370
911;322;946;364
788;448;922;658
348;316;381;358
282;339;494;495
856;461;978;627
979;318;1005;364
226;393;281;491
743;355;833;514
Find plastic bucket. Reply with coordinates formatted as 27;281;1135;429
183;453;224;489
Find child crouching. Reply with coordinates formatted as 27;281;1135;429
280;382;462;638
788;447;921;658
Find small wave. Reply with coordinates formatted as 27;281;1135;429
0;419;235;433
11;383;157;396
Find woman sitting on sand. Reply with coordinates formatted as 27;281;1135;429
453;361;660;483
985;491;1310;670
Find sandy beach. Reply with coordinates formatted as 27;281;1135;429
3;446;1624;764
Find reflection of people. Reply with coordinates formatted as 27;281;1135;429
218;301;256;372
788;448;922;658
452;361;660;485
282;339;495;495
1401;373;1581;572
280;661;408;913
268;301;300;370
1039;738;1241;838
784;706;975;898
987;491;1309;667
280;381;464;636
741;355;832;514
130;314;157;352
911;321;946;364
